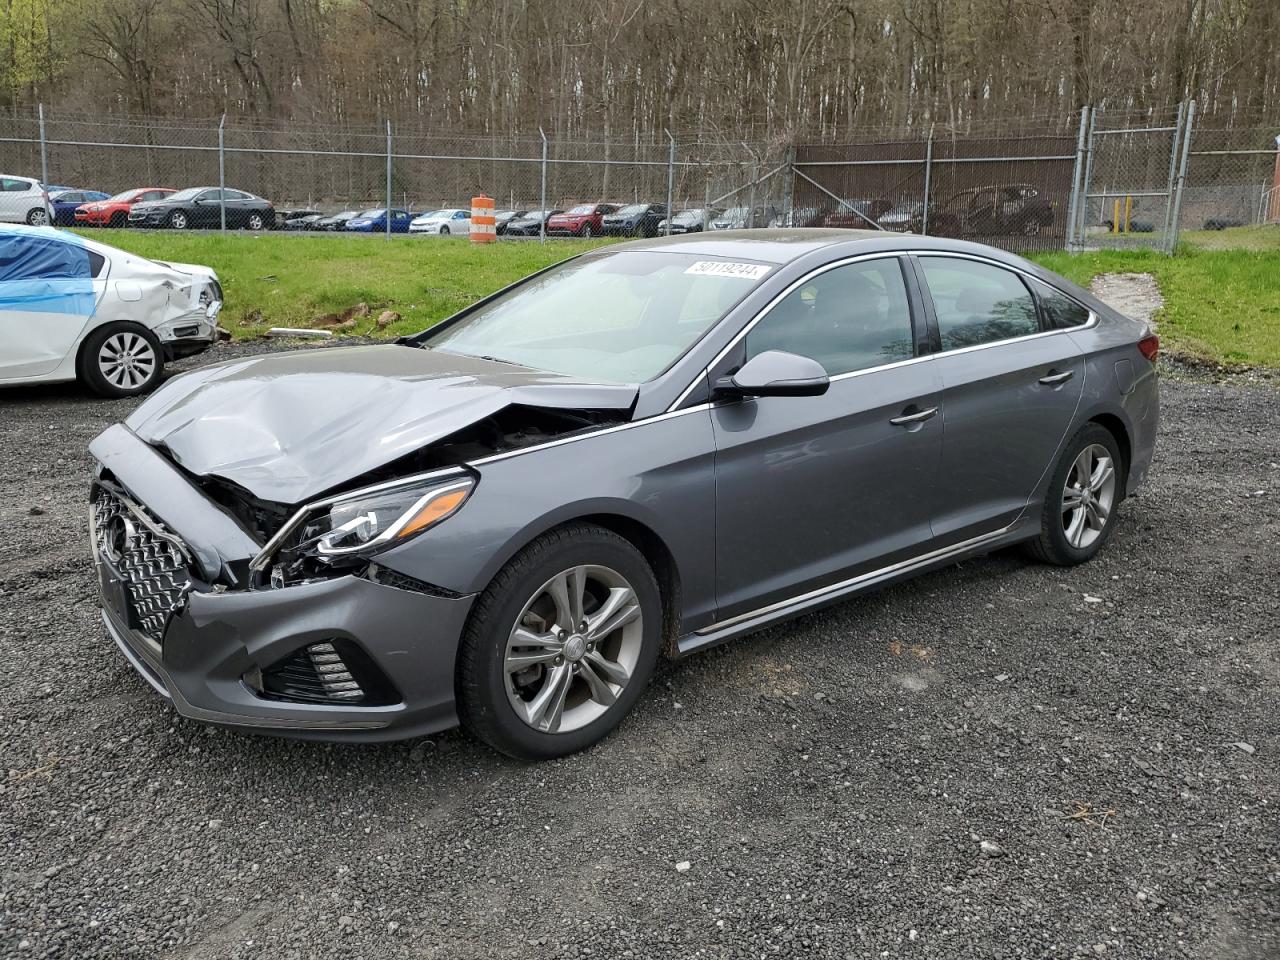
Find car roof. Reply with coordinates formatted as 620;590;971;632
612;228;884;264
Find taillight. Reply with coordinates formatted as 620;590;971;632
1137;333;1159;363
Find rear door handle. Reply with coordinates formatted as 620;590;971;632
1038;370;1074;385
889;406;939;426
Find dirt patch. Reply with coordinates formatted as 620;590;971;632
1089;272;1164;326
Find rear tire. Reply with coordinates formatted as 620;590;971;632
1024;423;1123;566
457;523;662;760
26;207;48;226
79;324;164;398
246;212;265;231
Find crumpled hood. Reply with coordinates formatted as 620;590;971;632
124;344;636;504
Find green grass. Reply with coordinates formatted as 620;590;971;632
76;227;1280;368
1030;236;1280;367
73;231;610;340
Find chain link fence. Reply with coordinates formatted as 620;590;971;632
1;104;1276;250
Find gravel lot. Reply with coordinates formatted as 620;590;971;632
1;340;1277;959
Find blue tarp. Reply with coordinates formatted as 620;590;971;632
0;226;97;316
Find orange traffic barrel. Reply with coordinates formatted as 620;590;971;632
471;195;496;243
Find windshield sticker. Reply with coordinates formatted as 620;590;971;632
684;260;771;280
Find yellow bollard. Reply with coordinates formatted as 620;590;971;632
1113;199;1121;234
470;195;496;244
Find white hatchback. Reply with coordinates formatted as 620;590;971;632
0;174;52;226
409;208;471;235
0;225;224;397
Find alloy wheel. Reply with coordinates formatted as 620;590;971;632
504;564;644;734
1061;443;1116;549
170;211;188;229
98;331;157;390
27;208;48;226
247;213;264;230
582;224;593;238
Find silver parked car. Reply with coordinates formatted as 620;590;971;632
88;230;1158;758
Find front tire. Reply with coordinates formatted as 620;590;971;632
440;225;450;235
580;224;594;238
1025;423;1123;566
457;523;662;760
168;210;189;230
79;324;164;398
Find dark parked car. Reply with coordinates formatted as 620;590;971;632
709;205;775;230
658;208;723;234
277;209;323;230
601;203;667;237
876;201;926;232
344;208;414;233
930;185;1056;238
88;229;1158;760
48;189;110;225
545;203;619;238
495;210;527;235
821;199;893;229
128;187;275;231
314;210;360;231
504;209;562;237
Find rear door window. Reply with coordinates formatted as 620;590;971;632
919;257;1040;350
1030;278;1092;330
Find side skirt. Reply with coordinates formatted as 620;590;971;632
674;520;1033;657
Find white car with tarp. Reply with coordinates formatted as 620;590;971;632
0;225;224;397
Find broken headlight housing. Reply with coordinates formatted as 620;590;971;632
257;472;475;587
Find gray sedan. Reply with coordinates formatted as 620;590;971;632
88;230;1159;759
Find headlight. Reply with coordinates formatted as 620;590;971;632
297;476;474;558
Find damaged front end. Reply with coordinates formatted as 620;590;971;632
87;349;634;739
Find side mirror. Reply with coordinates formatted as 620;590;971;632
716;350;830;399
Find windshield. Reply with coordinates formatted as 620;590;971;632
567;204;596;215
167;188;203;202
425;251;770;383
420;209;452;219
357;209;384;218
616;204;648;217
673;210;706;222
720;207;748;219
107;191;136;202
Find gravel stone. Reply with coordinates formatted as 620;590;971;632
0;341;1277;958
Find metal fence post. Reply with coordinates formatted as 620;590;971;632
921;126;934;235
1160;102;1186;252
664;129;676;235
218;114;227;232
746;159;759;228
385;120;393;239
1065;107;1089;250
38;104;52;227
780;143;796;226
1076;107;1098;245
539;128;548;243
1168;100;1196;253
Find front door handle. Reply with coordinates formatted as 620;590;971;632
1039;370;1074;385
889;406;939;426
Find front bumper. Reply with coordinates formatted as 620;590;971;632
89;429;475;741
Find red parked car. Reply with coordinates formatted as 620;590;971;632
74;187;176;228
545;202;618;238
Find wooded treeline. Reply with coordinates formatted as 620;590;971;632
2;0;1276;140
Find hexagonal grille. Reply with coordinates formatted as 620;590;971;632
92;486;191;643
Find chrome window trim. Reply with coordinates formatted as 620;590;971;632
666;251;912;412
